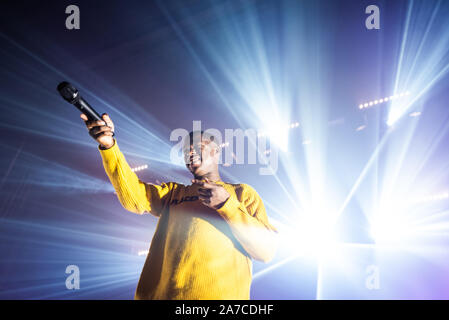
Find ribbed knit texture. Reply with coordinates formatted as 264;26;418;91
99;140;279;300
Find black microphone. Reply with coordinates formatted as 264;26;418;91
57;81;103;122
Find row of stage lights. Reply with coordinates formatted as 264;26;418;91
359;91;411;109
131;164;148;172
413;191;449;204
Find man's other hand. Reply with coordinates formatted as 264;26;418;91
193;178;230;210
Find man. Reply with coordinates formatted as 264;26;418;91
81;112;279;300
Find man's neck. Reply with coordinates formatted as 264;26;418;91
193;172;222;182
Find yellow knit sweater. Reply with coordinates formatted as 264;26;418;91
99;140;279;300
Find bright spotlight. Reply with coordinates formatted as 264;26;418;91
282;216;339;258
266;126;289;151
370;213;413;245
371;189;449;245
387;91;415;126
258;121;299;151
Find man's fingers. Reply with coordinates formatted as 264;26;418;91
200;182;217;189
93;131;114;139
192;180;206;187
198;187;211;193
85;120;106;130
80;114;106;128
198;193;210;199
198;188;212;195
199;195;211;204
102;113;114;129
82;113;114;132
90;125;112;136
198;191;211;199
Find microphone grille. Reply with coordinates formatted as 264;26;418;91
57;81;79;104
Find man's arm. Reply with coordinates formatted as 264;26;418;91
216;184;279;263
80;112;173;217
99;139;173;217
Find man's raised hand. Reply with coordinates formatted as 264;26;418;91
81;113;115;149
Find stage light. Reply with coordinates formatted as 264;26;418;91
413;191;449;204
370;209;416;245
356;125;366;131
409;111;421;117
388;1;449;126
358;91;411;110
281;216;339;258
369;197;412;245
137;250;148;256
131;164;148;173
256;121;299;151
370;189;449;245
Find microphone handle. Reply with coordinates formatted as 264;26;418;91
75;97;103;122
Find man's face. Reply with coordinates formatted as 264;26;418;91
183;137;219;176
